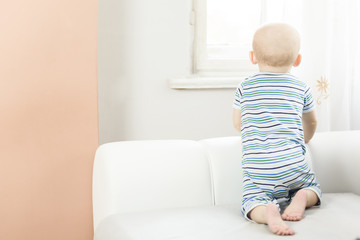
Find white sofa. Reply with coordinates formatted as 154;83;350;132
93;131;360;240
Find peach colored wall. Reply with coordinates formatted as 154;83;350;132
0;1;98;240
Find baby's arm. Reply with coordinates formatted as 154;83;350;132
233;109;242;133
302;110;317;143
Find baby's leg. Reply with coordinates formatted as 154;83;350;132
281;189;319;221
249;204;295;235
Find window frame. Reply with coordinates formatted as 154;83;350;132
192;0;258;76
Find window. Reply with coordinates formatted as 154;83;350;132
193;0;303;76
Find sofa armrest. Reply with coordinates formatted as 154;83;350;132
308;130;360;195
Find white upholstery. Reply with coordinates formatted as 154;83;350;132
93;140;213;230
199;137;243;205
308;131;360;194
95;194;360;240
93;131;360;239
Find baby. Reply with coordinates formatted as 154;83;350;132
232;23;321;236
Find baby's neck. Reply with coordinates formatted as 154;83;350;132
258;64;292;73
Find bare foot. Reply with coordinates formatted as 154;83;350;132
266;204;295;235
282;189;307;221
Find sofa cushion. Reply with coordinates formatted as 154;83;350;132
94;193;360;240
93;140;214;230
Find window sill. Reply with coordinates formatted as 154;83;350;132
168;75;247;89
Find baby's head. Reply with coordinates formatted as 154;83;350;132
251;23;301;71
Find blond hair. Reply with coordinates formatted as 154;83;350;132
252;23;300;67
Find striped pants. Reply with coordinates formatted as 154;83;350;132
241;148;322;221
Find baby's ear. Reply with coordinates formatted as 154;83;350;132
293;54;302;67
249;51;258;64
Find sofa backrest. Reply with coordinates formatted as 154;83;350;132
92;140;214;231
308;130;360;195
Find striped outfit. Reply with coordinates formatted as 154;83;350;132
233;72;321;220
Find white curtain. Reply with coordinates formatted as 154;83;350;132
289;0;360;132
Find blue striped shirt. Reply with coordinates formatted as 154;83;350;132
233;72;315;157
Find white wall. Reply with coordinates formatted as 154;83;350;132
98;0;239;143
